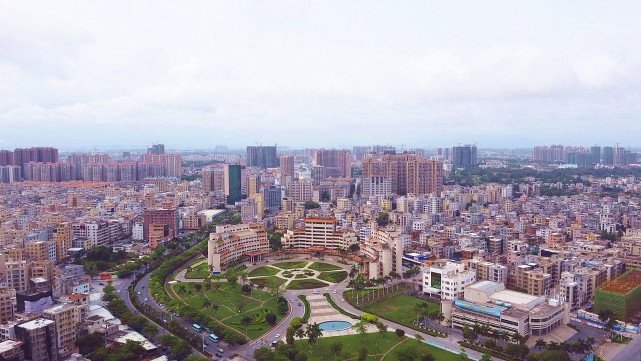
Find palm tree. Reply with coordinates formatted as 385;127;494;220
376;322;387;338
535;338;546;353
211;303;220;317
294;326;306;339
306;323;323;348
352;320;368;345
586;336;596;353
240;315;253;335
203;297;212;308
178;284;186;295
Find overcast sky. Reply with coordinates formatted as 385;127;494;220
2;1;641;150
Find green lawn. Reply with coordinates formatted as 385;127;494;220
287;279;329;290
308;262;343;271
222;303;284;339
360;295;439;330
273;261;309;269
248;266;281;277
318;271;348;283
251;276;287;288
294;332;456;361
172;281;285;340
184;262;211;279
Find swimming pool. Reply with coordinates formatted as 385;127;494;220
318;320;352;331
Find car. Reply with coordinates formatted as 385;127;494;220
215;353;223;357
313;289;319;294
326;288;330;291
274;334;281;338
298;303;302;306
333;290;337;294
144;298;148;302
99;282;105;286
217;348;223;353
137;291;141;295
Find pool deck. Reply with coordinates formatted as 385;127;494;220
305;294;376;337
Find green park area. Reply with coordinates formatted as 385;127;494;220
184;261;211;279
248;261;348;290
169;280;288;340
293;332;458;361
346;293;440;331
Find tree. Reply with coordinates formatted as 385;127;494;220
480;352;492;361
194;283;202;292
329;340;343;356
241;315;253;334
352;320;368;344
358;347;368;361
535;338;547;352
395;328;405;338
286;326;295;345
377;212;390;227
462;325;477;344
211;303;220;316
266;312;277;326
377;322;387;338
254;347;275;361
306;323;323;347
294;353;307;361
458;348;470;361
75;333;105;355
396;343;418;361
421;354;435;361
237;300;248;312
304;201;320;209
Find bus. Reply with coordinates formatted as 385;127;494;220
192;324;202;332
209;333;219;343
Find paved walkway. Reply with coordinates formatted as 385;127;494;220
248;260;347;288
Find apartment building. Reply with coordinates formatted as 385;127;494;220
207;223;269;273
422;261;477;300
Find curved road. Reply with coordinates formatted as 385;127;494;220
133;254;482;360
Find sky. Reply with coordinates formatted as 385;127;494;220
2;1;641;150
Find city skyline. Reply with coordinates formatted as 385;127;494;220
2;1;641;148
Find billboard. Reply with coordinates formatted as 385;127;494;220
454;300;502;317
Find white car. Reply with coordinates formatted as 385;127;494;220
137;292;141;295
274;334;281;338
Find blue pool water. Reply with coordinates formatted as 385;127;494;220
318;320;352;331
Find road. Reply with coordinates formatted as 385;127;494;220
127;249;481;360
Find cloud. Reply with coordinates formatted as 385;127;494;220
1;1;641;149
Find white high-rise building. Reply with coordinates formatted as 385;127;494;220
422;261;476;300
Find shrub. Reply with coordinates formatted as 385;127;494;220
361;313;379;323
266;313;277;326
395;329;405;337
241;284;251;293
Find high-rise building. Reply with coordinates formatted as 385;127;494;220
602;146;614;165
13;148;59;177
287;180;312;202
140;154;182;177
262;185;282;211
311;165;325;185
247;175;260;196
452;145;477;168
313;149;351;178
280;155;295;177
201;168;225;193
614;145;626;166
0;165;20;183
0;150;14;166
246;146;278;169
143;208;179;246
148;143;165;154
15;318;58;361
224;164;244;204
590;146;601;165
362;154;442;195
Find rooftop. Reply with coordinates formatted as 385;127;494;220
17;318;54;330
600;268;641;294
